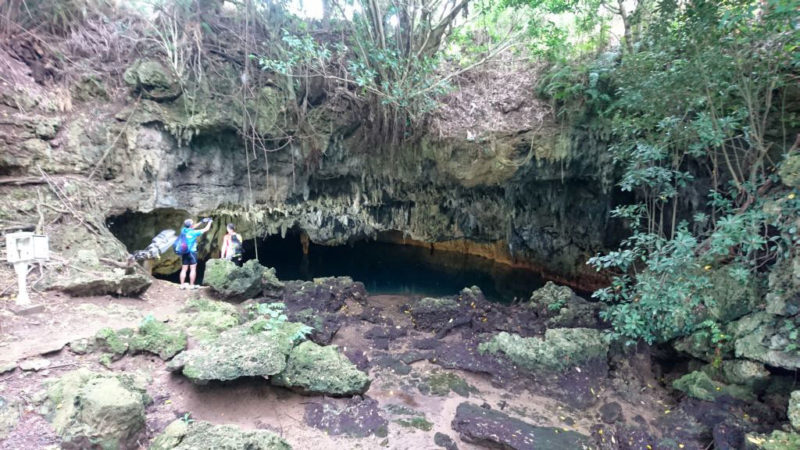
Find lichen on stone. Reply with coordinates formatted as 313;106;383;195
94;327;133;359
672;370;755;402
168;320;310;383
176;297;240;342
271;341;370;396
203;259;277;301
128;316;187;360
43;368;150;449
479;328;609;373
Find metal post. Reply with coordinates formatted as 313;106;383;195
14;262;30;306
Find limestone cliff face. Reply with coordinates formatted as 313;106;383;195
0;49;617;291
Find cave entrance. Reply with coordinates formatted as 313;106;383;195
246;229;546;303
107;210;548;302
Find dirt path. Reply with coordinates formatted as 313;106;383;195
1;282;188;366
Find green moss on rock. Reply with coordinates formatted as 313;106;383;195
778;153;800;188
203;259;279;301
44;369;149;450
177;297;240;342
128;317;187;360
150;419;291;450
168;321;309;383
123;59;181;101
479;328;608;373
672;370;755;402
94;327;133;359
271;341;370;396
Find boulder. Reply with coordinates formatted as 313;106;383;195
528;281;603;328
451;402;592;449
19;358;50;371
150;419;291;450
434;432;458;450
478;328;608;373
44;369;149;449
409;296;462;331
271;341;370;396
49;267;150;297
304;396;388;438
128;317;187;360
715;360;770;388
167;320;309;383
765;256;800;316
123;59;181;101
672;370;754;402
94;327;134;360
733;313;800;370
203;259;278;301
789;391;800;431
175;297;240;342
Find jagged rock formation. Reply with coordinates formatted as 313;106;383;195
271;341;371;396
0;23;619;296
478;328;609;373
41;369;150;449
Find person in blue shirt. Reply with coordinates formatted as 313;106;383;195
179;218;212;290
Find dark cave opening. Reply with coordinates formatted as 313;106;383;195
107;209;549;303
244;229;547;303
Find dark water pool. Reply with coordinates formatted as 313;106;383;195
241;234;545;304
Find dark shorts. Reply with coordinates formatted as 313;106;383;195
181;251;198;266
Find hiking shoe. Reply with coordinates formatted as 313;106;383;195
190;284;199;290
179;284;186;290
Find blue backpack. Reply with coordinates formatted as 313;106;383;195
174;232;189;255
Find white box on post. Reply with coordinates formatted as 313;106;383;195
5;232;49;309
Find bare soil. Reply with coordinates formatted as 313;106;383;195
0;281;670;450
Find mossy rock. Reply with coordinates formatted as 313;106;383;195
203;259;275;301
150;419;291;450
704;265;762;323
778;152;800;188
672;370;755;402
128;318;187;360
420;370;477;397
44;369;149;449
528;281;603;328
744;430;800;450
271;341;370;396
479;328;608;373
722;360;769;387
94;327;133;359
168;321;309;383
765;256;800;316
177;297;240;341
733;313;800;370
181;310;239;342
123;59;181;101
